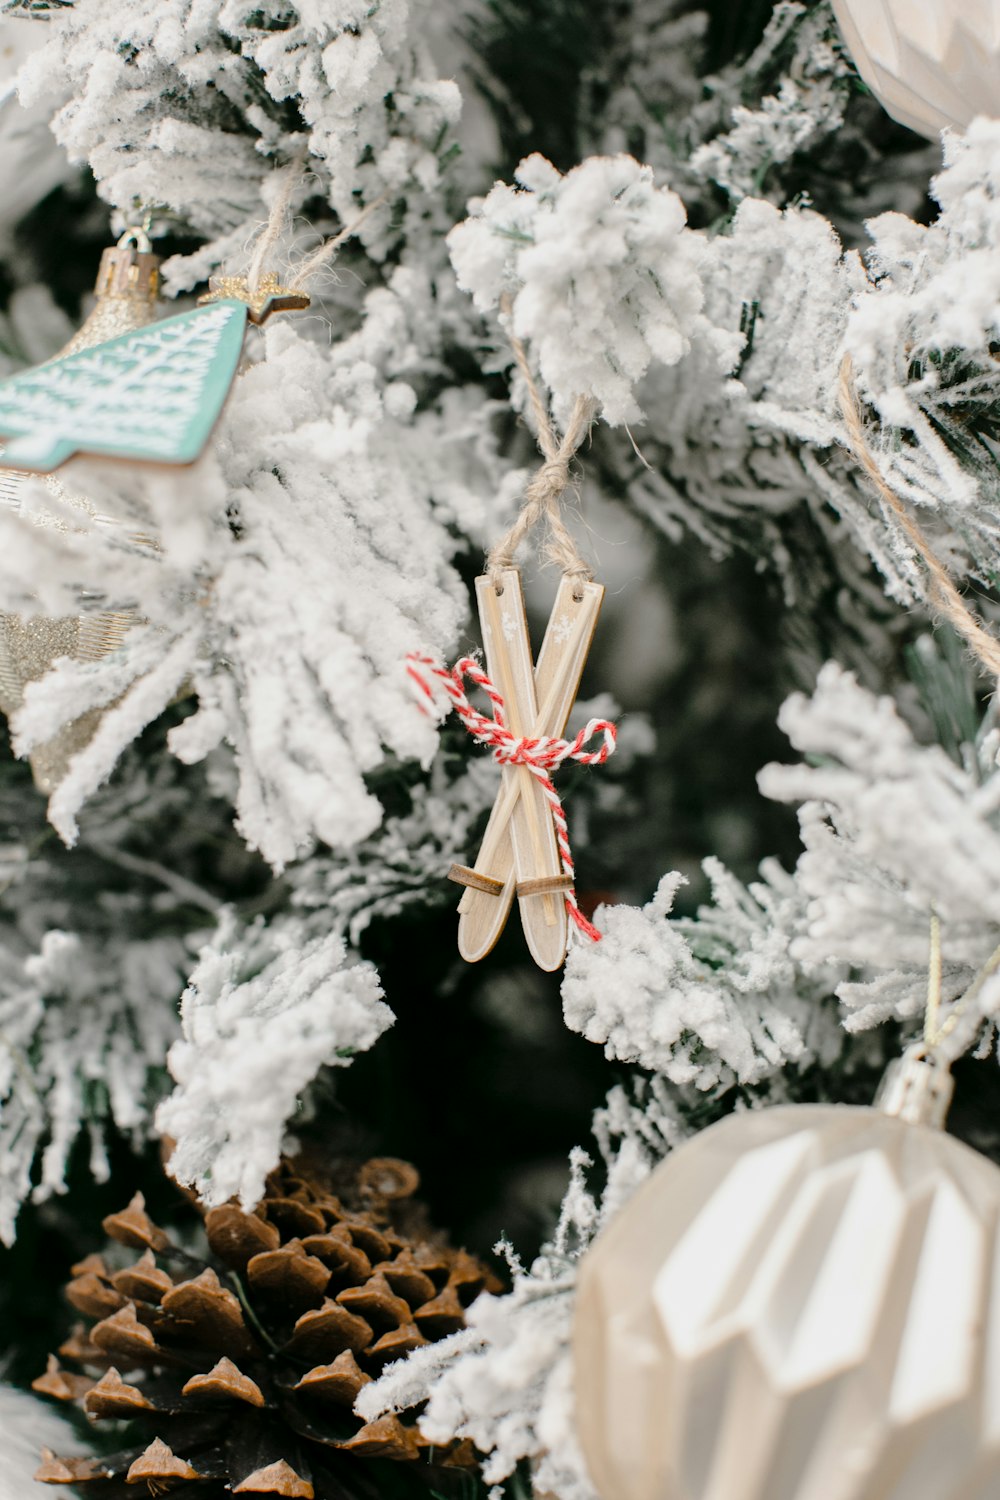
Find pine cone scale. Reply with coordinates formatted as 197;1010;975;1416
127;1438;202;1484
265;1199;328;1240
366;1324;429;1366
161;1269;257;1360
373;1256;437;1306
205;1205;280;1270
336;1273;410;1329
300;1234;372;1285
102;1193;170;1252
284;1298;374;1362
233;1460;313;1499
66;1273;126;1322
89;1304;167;1365
415;1282;468;1337
182;1357;266;1407
36;1450;114;1486
32;1355;96;1402
247;1244;332;1314
84;1368;156;1418
293;1350;370;1405
111;1250;175;1303
339;1418;420;1461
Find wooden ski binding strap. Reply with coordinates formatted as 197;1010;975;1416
456;568;605;971
516;875;575;897
447;865;504;897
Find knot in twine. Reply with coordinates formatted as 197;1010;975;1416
529;457;576;508
407;651;617;941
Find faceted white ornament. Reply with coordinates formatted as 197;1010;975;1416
573;1103;1000;1500
830;0;1000;139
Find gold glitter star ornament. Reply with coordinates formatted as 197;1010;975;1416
199;272;311;324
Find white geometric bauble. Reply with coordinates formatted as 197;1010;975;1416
574;1085;1000;1500
830;0;1000;139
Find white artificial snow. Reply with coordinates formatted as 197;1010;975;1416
4;26;998;872
690;10;851;204
761;661;1000;1029
627;119;1000;609
838;121;1000;582
448;153;735;427
625;194;873;578
1;8;1000;1477
290;758;499;946
597;0;707;177
561;860;839;1089
159;912;392;1208
0;749;233;1241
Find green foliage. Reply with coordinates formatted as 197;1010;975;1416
463;0;620;173
905;629;990;772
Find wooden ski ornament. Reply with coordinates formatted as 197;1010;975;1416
450;570;605;970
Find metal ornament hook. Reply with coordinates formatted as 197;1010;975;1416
116;226;153;254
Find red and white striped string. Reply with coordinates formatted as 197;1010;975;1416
407;651;616;941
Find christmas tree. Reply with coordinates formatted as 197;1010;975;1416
1;1;999;1497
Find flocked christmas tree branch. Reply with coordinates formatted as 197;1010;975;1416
3;2;1000;1491
838;352;1000;682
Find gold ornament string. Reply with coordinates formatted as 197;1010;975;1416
923;910;943;1046
838;354;1000;683
487;295;597;593
289;192;390;289
246;165;303;294
918;912;1000;1063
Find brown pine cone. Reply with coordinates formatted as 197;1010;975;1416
33;1157;501;1499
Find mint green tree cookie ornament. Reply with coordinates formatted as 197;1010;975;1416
0;272;309;473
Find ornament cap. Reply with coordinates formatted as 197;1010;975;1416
875;1045;954;1129
56;238;162;358
93;243;161;304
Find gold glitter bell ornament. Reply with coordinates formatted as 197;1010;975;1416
830;0;1000;139
0;228;161;792
573;1045;1000;1500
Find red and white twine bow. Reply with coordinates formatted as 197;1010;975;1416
407;652;617;941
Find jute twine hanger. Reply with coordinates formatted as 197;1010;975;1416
227;159;390;304
487;293;597;595
838;353;1000;682
248;191;390;296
